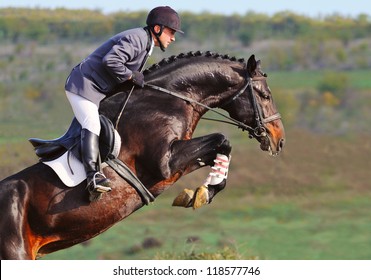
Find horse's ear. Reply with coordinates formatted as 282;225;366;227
247;55;257;75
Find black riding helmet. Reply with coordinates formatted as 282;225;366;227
146;6;184;51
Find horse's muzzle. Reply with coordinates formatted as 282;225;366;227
260;135;285;156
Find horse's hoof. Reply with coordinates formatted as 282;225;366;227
172;188;194;207
192;185;209;209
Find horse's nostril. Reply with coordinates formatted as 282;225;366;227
279;138;285;150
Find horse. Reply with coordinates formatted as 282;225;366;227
0;52;285;260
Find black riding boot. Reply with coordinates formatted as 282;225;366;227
81;129;111;198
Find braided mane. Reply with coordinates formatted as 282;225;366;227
143;51;246;74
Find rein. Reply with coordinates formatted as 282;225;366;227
145;82;254;133
145;74;281;139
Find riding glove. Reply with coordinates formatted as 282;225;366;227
131;71;145;88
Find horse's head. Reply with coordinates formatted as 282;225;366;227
222;55;285;155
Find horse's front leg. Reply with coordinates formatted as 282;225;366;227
169;133;231;174
168;133;232;209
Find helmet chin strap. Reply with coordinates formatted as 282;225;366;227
151;25;166;52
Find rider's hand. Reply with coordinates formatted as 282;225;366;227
131;71;145;88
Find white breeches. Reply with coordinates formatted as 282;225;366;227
66;91;101;136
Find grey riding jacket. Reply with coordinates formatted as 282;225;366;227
65;27;153;104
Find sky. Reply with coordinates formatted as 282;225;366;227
0;0;370;18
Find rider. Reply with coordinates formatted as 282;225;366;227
64;6;183;199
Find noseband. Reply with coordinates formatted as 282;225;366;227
144;71;281;140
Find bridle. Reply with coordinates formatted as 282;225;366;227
144;70;281;140
246;74;282;138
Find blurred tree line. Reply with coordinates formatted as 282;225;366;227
1;8;370;44
1;8;371;71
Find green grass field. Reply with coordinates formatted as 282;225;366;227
40;185;371;260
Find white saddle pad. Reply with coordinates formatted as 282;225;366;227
44;129;121;187
44;152;86;187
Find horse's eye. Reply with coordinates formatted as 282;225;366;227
262;87;272;99
261;91;270;99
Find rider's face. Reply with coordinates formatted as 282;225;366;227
154;26;176;49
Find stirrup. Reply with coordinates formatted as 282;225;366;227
87;172;112;193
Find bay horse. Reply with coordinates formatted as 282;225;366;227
0;52;285;260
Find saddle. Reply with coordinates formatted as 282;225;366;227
29;115;116;163
29;115;155;205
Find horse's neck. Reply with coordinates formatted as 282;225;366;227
147;63;241;104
